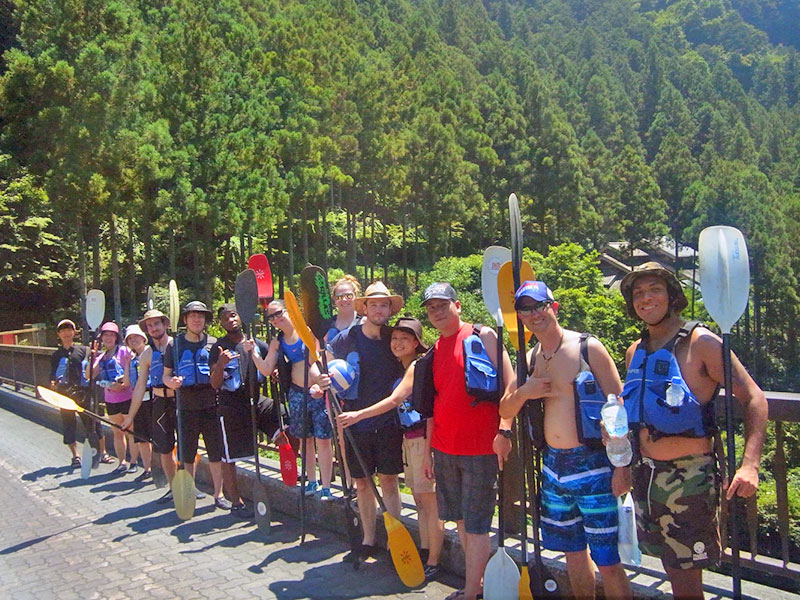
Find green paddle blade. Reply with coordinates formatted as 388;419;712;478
252;478;272;535
482;246;511;327
508;193;523;281
235;269;259;327
168;280;180;332
698;226;750;334
172;469;196;520
483;547;520;600
81;439;93;479
85;289;105;332
299;265;334;341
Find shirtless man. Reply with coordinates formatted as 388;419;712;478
500;281;631;599
620;262;767;599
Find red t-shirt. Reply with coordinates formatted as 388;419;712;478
431;323;500;455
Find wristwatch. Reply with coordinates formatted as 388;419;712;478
497;429;513;439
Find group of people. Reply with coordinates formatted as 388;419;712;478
51;262;768;600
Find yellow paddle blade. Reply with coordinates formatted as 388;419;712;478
172;469;196;521
382;512;425;587
168;280;180;331
285;290;319;363
38;386;82;412
519;566;533;600
496;261;535;351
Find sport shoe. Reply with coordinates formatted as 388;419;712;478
70;457;81;469
194;489;206;500
127;464;139;474
214;496;233;510
113;463;129;474
135;469;152;482
231;503;254;519
156;490;173;504
423;564;441;581
303;481;319;496
320;488;334;502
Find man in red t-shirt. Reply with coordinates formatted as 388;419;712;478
419;282;514;600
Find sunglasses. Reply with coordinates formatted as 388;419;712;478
335;292;355;301
265;309;285;322
516;301;552;316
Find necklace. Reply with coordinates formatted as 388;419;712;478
540;331;564;372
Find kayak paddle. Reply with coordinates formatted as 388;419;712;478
84;288;106;474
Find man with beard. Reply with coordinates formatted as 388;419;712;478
122;309;178;503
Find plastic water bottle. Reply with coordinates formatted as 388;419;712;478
617;493;642;566
665;376;685;407
601;394;632;467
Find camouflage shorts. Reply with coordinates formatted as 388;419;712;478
632;453;721;570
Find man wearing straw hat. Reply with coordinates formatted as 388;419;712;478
620;262;767;598
324;281;406;559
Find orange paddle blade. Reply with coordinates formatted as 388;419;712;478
285;290;319;363
496;261;535;351
38;386;81;412
383;512;425;587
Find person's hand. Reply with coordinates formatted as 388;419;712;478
317;373;331;391
493;434;512;470
309;384;324;399
612;466;632;497
242;339;255;354
120;415;134;431
727;464;759;499
518;376;552;399
422;451;435;481
217;347;238;368
169;375;183;388
108;381;125;392
337;410;362;429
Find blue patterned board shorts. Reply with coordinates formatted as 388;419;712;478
287;385;332;439
540;445;620;566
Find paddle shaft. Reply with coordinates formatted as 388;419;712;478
246;322;263;482
496;324;506;547
171;329;188;471
723;334;741;596
299;347;310;543
77;404;149;443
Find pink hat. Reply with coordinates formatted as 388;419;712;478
99;321;121;343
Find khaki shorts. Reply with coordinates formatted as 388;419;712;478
403;436;435;494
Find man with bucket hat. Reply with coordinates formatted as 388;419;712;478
620;262;767;598
322;281;406;559
162;301;230;509
122;308;179;500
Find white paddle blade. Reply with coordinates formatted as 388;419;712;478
482;246;512;326
168;280;180;330
483;548;520;600
698;226;750;334
85;289;105;331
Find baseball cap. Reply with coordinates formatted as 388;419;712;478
421;282;458;305
514;281;555;308
57;319;77;331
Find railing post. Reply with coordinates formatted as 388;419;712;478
774;421;791;567
11;348;19;391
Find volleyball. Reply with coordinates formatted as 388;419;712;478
328;359;356;393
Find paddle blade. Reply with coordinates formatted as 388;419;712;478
519;564;534;600
81;439;94;479
285;291;319;363
168;280;180;331
235;268;259;327
497;261;535;351
508;194;523;278
482;246;512;327
172;469;196;520
382;512;425;588
146;285;155;311
253;479;272;534
85;289;105;331
151;463;168;489
279;440;298;487
38;386;81;411
483;548;520;600
248;254;274;306
300;265;334;341
344;493;363;568
698;226;750;334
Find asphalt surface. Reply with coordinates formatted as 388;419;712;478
0;404;459;599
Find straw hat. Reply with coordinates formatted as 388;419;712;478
353;282;404;316
138;309;170;330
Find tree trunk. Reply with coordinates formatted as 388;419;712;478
287;217;295;290
109;214;122;324
346;203;356;275
169;229;176;283
78;222;88;334
370;210;376;281
362;211;368;281
402;214;408;296
92;225;101;289
128;213;136;321
302;199;309;267
192;222;201;294
383;218;388;283
142;203;152;288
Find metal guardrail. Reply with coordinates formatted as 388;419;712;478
1;343;798;590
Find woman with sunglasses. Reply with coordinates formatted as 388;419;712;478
325;275;362;343
248;300;334;501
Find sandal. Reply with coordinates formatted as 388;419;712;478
100;454;115;464
70;457;81;469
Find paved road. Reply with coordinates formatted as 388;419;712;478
0;405;459;599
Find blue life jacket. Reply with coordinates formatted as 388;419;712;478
79;357;90;387
150;345;166;387
129;354;151;390
572;333;607;446
55;357;70;386
394;375;423;432
176;335;211;387
462;324;502;406
222;343;264;392
622;321;717;439
99;348;125;384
